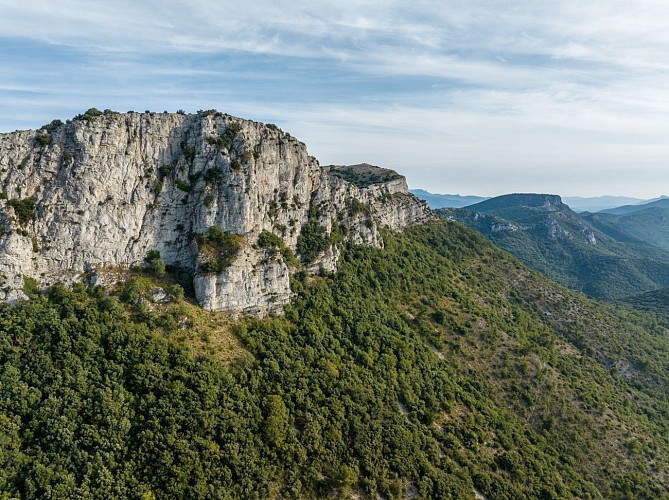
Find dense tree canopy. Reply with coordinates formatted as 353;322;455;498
1;220;667;498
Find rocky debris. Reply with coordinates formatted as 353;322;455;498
0;109;430;315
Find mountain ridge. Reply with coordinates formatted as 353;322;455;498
412;189;667;214
599;197;669;215
409;189;489;208
583;203;669;253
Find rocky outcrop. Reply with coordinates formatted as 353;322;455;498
0;109;429;315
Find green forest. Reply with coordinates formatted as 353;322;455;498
1;220;668;498
436;194;669;301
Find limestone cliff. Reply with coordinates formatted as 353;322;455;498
0;109;429;315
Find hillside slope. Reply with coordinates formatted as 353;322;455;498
622;286;669;318
562;195;649;213
583;206;669;252
439;194;669;299
1;220;668;499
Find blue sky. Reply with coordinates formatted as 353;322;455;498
1;0;668;197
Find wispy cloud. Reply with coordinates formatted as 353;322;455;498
1;1;668;196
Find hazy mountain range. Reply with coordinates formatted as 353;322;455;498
583;199;669;252
412;189;668;213
409;189;488;208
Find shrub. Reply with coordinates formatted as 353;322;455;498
196;226;244;273
158;165;173;178
82;108;103;121
98;296;124;314
349;198;372;217
175;179;192;193
42;119;63;133
227;122;242;133
144;250;166;277
203;167;223;183
280;247;300;268
257;231;284;250
198;261;222;273
296;221;331;263
8;198;36;225
256;230;300;267
22;276;39;298
165;284;184;301
35;133;49;147
119;278;146;304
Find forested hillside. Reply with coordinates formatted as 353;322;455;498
439;195;669;299
1;220;668;499
623;287;669;319
583;205;669;252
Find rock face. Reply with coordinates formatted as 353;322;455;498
0;110;429;315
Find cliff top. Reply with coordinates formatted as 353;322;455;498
326;163;403;188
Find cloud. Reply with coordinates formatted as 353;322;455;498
1;1;668;197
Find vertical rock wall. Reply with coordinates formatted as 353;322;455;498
0;110;429;315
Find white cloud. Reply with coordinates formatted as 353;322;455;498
1;1;669;197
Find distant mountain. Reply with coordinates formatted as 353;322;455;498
598;197;669;215
583;200;669;252
410;189;488;208
562;195;649;213
439;193;669;299
413;191;658;213
465;193;566;213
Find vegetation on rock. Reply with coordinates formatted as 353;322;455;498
328;164;402;188
7;198;36;225
257;230;299;267
196;226;244;274
296;220;331;263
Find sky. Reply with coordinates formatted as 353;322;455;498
1;1;668;197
